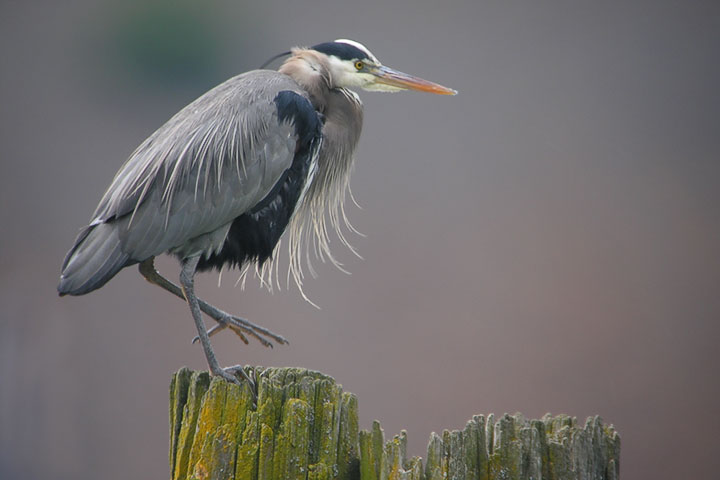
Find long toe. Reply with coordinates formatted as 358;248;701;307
193;310;287;348
210;366;242;385
224;365;254;385
223;365;258;400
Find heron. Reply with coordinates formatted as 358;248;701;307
58;39;456;386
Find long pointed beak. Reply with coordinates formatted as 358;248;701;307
372;65;457;95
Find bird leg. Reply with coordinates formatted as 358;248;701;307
179;256;255;387
138;258;289;347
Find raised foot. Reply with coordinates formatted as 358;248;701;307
193;310;289;348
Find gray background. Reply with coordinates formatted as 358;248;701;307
1;1;719;478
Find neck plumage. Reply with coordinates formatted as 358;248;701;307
268;51;364;303
279;50;333;112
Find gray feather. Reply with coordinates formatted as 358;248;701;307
58;223;130;295
59;70;308;295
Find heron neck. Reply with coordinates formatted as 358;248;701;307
279;51;332;112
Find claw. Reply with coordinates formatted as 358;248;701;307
230;327;251;345
217;365;258;401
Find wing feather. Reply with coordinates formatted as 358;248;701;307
89;70;308;261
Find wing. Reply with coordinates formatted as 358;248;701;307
90;70;315;261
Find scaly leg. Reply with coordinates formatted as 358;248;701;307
138;258;288;347
178;256;255;387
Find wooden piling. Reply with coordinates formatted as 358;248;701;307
169;367;620;480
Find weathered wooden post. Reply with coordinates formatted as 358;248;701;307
169;367;620;480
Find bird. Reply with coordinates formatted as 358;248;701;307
58;39;456;386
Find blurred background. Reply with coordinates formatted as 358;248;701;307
1;0;719;478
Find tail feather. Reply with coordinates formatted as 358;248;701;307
58;223;133;296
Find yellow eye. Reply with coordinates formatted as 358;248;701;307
354;61;364;70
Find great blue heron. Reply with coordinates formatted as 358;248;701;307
58;39;456;385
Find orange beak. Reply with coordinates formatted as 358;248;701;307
372;65;457;95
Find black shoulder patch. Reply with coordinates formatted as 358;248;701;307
196;91;322;273
312;41;368;61
274;90;322;150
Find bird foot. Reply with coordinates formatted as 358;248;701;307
211;364;258;399
212;366;242;385
193;310;289;348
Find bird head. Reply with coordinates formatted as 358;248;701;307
277;39;457;95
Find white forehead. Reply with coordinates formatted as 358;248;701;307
334;39;380;64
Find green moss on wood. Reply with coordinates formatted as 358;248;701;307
169;369;620;480
257;422;275;480
173;371;210;480
359;420;385;480
234;412;260;480
273;398;311;480
190;424;236;480
170;367;192;478
337;393;359;480
308;462;331;480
